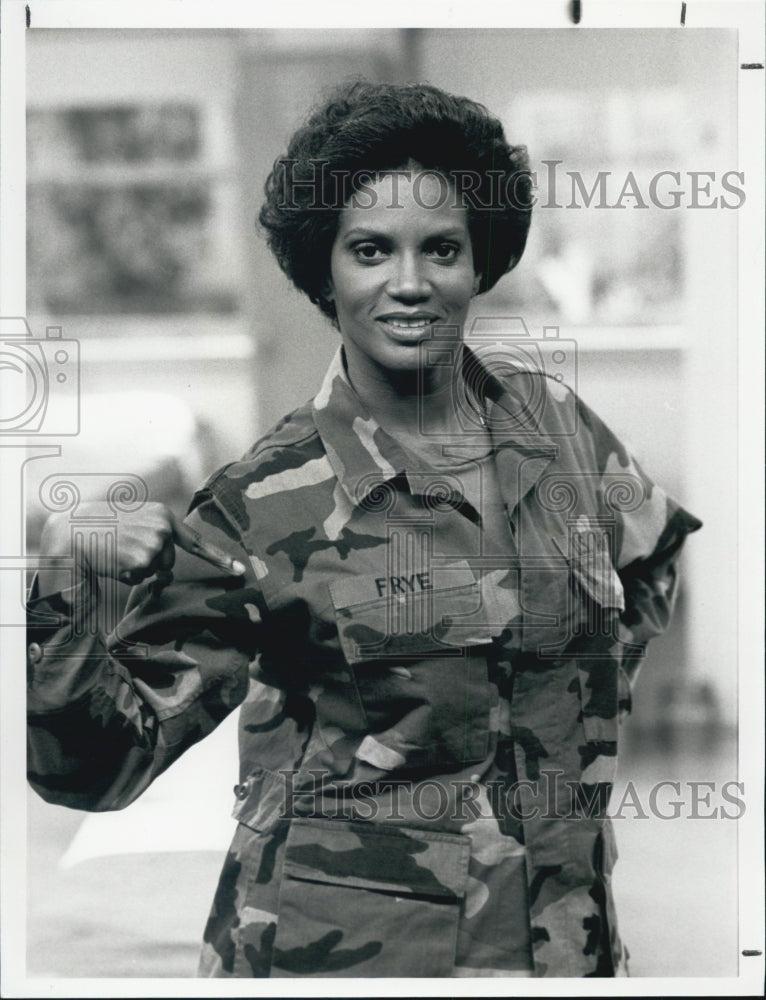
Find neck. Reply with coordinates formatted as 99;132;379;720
344;353;462;437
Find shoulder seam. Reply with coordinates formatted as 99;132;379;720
245;425;320;462
199;424;324;532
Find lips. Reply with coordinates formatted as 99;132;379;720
385;318;433;329
376;313;440;340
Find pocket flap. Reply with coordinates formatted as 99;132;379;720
330;561;488;664
282;818;470;899
232;767;286;832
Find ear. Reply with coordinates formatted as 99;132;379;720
322;277;335;303
472;273;483;295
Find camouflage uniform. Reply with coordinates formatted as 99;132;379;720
27;344;701;978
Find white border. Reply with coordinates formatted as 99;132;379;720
1;1;763;997
13;0;716;29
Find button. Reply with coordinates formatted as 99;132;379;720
28;643;42;664
233;783;249;800
389;665;412;680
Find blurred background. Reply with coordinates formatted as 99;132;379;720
25;28;739;979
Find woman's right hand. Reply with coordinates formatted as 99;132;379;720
38;501;246;595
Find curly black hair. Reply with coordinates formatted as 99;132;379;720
259;80;533;323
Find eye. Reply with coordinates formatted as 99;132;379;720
351;242;388;262
427;241;461;262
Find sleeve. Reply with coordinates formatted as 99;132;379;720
574;393;703;706
615;483;702;705
26;488;266;812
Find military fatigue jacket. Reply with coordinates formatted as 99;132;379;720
27;344;701;978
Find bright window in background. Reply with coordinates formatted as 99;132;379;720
27;103;240;314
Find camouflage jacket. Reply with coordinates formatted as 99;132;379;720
27;344;701;978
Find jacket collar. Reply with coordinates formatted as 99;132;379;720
311;348;411;508
311;344;559;515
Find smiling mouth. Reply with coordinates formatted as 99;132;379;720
384;317;434;329
376;315;440;336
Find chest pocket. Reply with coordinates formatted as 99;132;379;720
329;563;493;773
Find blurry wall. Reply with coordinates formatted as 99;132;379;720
26;28;737;726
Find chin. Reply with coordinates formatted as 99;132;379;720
377;349;430;372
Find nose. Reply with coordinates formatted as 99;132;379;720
386;251;430;301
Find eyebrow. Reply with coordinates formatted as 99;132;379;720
340;227;469;241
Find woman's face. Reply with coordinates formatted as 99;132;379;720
327;169;479;383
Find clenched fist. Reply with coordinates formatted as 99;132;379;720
38;501;246;596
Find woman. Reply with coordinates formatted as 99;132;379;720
27;81;701;978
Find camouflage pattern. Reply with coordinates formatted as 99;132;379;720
27;344;701;978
